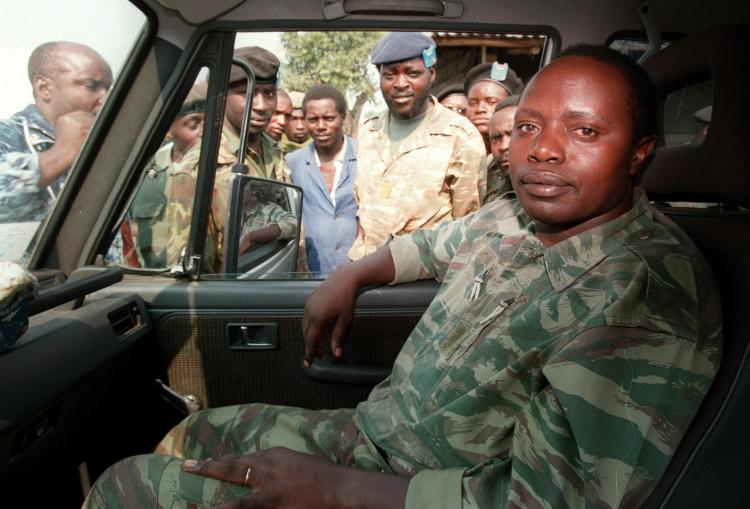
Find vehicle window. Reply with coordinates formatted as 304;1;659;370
610;37;713;147
200;30;549;281
0;0;147;266
105;70;210;271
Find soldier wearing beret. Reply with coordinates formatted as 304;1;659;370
163;46;289;272
432;78;468;116
465;61;524;153
349;32;486;260
130;83;206;268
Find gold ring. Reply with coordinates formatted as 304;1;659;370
244;466;253;486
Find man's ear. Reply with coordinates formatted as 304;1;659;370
428;67;436;85
33;75;53;102
629;135;657;176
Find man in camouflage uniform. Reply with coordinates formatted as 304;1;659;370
484;95;520;203
163;46;287;272
465;61;524;154
0;42;111;230
84;46;722;508
130;86;206;268
349;32;486;260
238;190;297;255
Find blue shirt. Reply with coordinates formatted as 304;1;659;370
286;137;357;275
0;104;59;223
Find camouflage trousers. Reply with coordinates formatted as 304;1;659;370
83;403;386;508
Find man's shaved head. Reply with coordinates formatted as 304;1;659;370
28;41;113;122
28;42;109;84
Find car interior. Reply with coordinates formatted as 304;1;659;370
1;1;749;507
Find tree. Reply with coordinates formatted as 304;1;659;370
280;31;384;134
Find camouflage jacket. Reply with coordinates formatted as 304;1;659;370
484;154;514;203
240;202;297;240
0;104;58;223
164;126;290;272
356;188;722;508
129;142;172;267
349;98;486;260
278;133;311;155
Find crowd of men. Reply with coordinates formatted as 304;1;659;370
0;33;533;275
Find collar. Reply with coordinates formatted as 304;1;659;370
541;188;653;292
219;121;277;165
154;142;174;169
313;136;348;167
18;104;55;138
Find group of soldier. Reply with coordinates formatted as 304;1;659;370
133;31;534;277
0;31;535;276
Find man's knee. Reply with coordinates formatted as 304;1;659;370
85;453;250;509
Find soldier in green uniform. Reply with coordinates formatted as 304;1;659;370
83;45;722;509
130;86;205;267
238;185;297;254
163;46;286;272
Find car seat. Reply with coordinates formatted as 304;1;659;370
639;24;750;508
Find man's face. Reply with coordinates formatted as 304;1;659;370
509;56;654;238
489;106;517;171
225;81;278;136
379;58;435;120
305;98;345;150
467;81;509;134
168;112;204;154
44;49;112;121
286;108;309;143
265;93;292;141
440;93;468;116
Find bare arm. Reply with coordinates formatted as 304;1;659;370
301;246;395;367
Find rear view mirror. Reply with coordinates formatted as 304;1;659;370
223;176;302;277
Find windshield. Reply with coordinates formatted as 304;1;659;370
0;0;147;266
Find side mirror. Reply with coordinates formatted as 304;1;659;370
223;176;303;277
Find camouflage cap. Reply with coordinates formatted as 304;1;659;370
464;62;523;96
288;91;305;109
229;46;280;86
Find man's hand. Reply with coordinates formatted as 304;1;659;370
183;447;340;509
182;446;409;509
302;267;360;367
38;110;95;186
301;247;397;368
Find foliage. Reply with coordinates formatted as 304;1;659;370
280;31;384;130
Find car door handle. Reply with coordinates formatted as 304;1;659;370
304;358;390;384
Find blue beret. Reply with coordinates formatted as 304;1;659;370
371;32;436;67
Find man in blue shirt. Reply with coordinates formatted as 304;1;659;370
286;85;357;276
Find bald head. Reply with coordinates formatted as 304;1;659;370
29;41;113;123
29;42;109;84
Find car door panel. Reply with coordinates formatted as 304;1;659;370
105;278;439;409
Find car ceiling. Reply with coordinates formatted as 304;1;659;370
148;0;750;49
